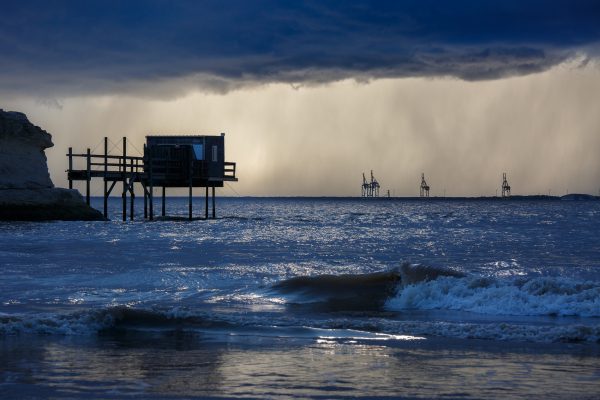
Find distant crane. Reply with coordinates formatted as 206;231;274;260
361;173;369;197
420;173;430;197
502;172;511;197
361;170;380;197
370;170;380;197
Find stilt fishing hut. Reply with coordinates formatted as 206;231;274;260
67;134;237;221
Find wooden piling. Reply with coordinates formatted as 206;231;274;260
68;147;73;189
162;187;166;217
143;184;148;219
189;186;193;220
129;156;134;221
188;155;193;220
85;148;91;205
129;190;134;221
122;137;127;221
205;186;209;219
103;137;108;219
212;186;215;219
148;150;154;221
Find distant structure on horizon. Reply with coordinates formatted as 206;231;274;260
502;172;511;197
420;173;430;197
361;170;380;197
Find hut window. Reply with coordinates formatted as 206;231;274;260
212;145;218;162
192;144;204;160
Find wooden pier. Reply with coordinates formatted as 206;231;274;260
67;135;237;221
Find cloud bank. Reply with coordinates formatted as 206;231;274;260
1;1;599;96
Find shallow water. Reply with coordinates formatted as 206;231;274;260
1;197;600;398
2;333;599;399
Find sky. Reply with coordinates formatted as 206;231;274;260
1;1;600;196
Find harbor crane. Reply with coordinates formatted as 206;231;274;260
502;172;511;197
361;170;380;197
420;173;430;197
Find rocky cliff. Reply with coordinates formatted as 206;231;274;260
0;109;104;220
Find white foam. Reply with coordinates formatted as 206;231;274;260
2;305;600;344
386;275;600;317
329;318;600;343
0;310;114;335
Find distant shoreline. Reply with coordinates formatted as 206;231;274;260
86;194;600;201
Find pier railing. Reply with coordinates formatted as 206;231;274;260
67;152;145;178
224;162;236;178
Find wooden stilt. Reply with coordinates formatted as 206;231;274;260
143;184;148;219
205;186;209;219
85;148;91;205
149;185;154;220
68;147;73;189
189;185;193;220
188;155;193;221
162;186;166;217
103;137;108;219
129;157;134;221
122;137;127;221
130;186;135;221
212;186;215;219
149;150;154;221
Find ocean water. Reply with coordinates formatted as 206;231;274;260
1;197;599;398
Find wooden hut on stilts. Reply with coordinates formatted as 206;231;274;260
67;134;237;221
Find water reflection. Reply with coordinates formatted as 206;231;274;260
2;333;599;398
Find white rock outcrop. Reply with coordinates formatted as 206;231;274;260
0;110;54;189
0;109;103;220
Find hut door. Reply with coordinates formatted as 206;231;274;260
207;143;223;178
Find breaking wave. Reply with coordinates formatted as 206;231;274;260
272;269;401;310
271;263;463;311
387;274;600;317
2;264;599;344
272;263;600;318
1;301;599;344
0;307;230;336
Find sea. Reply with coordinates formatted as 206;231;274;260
1;197;599;399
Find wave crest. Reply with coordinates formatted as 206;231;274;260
272;264;467;311
272;270;401;311
387;275;600;317
0;306;229;336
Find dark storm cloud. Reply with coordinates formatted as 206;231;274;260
1;0;599;95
